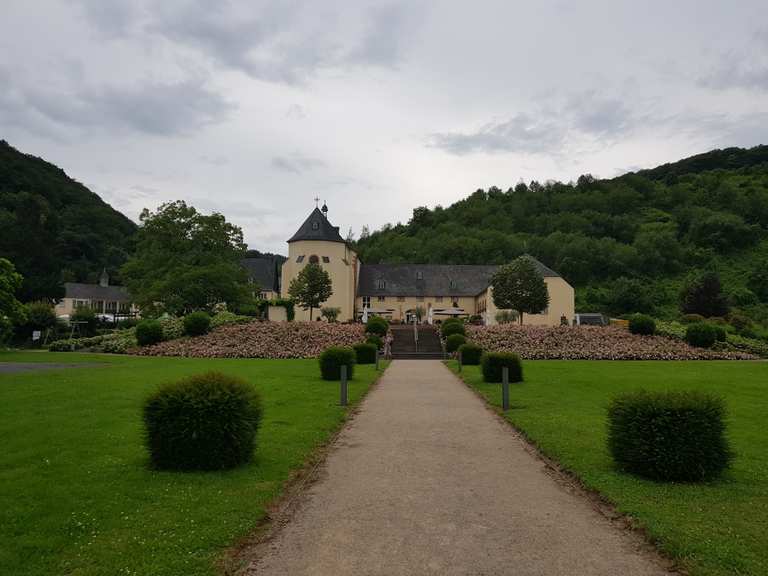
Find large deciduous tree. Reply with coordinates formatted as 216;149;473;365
121;201;250;316
288;262;333;321
491;256;549;325
680;270;729;318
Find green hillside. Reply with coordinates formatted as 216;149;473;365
0;141;137;301
355;145;768;322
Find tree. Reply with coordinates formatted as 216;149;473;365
121;201;249;316
288;262;333;321
491;256;549;325
0;258;26;345
680;271;729;318
321;306;340;322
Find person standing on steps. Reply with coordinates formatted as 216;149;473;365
383;331;394;359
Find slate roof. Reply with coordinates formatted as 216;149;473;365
357;258;561;297
241;257;279;292
64;282;132;301
288;207;346;243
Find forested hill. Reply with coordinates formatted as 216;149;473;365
0;140;137;301
354;145;768;317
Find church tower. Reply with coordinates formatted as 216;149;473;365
281;204;358;322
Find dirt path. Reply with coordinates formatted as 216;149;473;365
246;360;673;576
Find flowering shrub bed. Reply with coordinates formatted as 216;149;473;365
466;325;755;360
136;321;367;358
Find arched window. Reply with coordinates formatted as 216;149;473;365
309;255;319;264
311;221;320;230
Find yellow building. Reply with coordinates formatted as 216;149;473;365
281;205;575;325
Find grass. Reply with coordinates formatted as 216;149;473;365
0;350;387;576
448;359;768;576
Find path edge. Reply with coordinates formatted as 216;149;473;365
442;360;686;576
219;362;392;576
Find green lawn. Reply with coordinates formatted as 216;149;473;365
448;360;768;576
0;351;386;576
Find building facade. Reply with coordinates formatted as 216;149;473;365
54;269;138;318
281;206;575;325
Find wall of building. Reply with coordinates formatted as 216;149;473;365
481;277;575;326
281;240;358;322
54;298;137;318
356;295;478;322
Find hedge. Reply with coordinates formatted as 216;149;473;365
628;314;656;336
607;390;732;481
319;346;356;380
353;342;377;364
481;352;523;383
458;342;482;365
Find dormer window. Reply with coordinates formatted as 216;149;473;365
377;279;386;290
416;271;423;280
312;221;320;230
449;279;456;288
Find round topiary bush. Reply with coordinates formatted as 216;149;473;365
319;346;356;380
628;314;656;336
481;352;523;383
353;342;377;364
366;334;383;350
442;322;466;338
136;319;164;346
184;311;211;337
365;316;389;337
712;324;727;343
457;342;482;365
607;390;732;482
143;371;262;470
685;322;717;348
681;313;706;324
445;333;466;353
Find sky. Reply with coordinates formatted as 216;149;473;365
2;0;767;254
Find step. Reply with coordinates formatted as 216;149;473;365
390;353;446;360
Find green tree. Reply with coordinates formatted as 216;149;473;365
0;258;26;344
121;201;249;316
288;262;333;321
490;256;550;325
680;271;729;318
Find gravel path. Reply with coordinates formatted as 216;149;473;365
247;360;673;576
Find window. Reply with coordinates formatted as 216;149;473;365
397;296;405;302
378;296;386;302
377;279;386;289
362;296;371;308
259;291;270;300
119;302;131;313
105;301;118;313
415;271;423;280
452;300;459;308
309;255;319;264
449;279;456;289
312;221;320;230
436;296;443;303
322;256;330;263
296;255;305;263
92;300;105;313
74;299;89;309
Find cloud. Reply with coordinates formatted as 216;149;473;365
270;154;325;174
73;0;143;35
699;29;768;91
428;93;634;156
4;77;232;137
348;2;420;67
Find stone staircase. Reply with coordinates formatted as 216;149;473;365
390;324;445;360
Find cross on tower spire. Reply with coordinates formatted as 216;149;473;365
314;196;320;207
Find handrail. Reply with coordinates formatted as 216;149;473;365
413;318;419;352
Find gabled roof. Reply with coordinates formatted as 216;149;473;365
357;257;561;297
288;207;346;244
64;282;131;301
241;257;279;292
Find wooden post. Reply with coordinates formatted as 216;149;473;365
502;366;510;411
340;365;348;406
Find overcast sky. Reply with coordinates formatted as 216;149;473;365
2;1;767;254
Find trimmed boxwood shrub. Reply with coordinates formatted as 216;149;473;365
136;319;164;346
183;311;211;336
143;372;262;470
481;352;523;383
628;314;656;336
353;342;377;364
685;322;717;348
442;322;466;338
458;342;482;365
365;316;389;337
607;390;732;482
319;346;356;380
366;334;383;349
445;333;466;353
